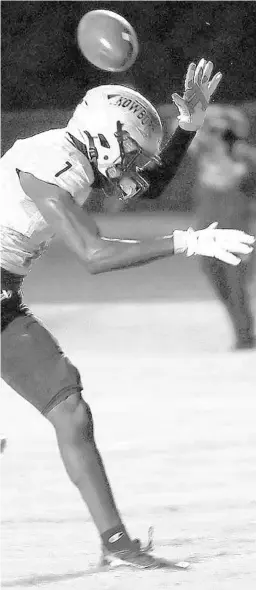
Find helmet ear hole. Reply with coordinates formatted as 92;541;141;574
98;134;110;148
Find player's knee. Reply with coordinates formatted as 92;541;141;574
47;393;94;441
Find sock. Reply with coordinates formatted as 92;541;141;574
101;524;132;551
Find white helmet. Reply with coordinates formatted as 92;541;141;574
67;85;163;202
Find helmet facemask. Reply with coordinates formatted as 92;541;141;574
102;120;160;203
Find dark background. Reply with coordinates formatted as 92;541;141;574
2;1;256;211
2;0;256;111
1;2;256;325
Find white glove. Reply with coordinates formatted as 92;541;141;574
172;58;222;131
173;222;255;266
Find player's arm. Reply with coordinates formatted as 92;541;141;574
19;171;177;273
19;172;254;274
19;172;255;273
142;126;195;198
142;59;222;198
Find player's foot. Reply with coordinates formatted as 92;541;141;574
233;337;256;351
101;530;189;570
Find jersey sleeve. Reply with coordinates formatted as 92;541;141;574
14;139;94;204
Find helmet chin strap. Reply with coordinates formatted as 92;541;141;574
80;129;124;198
67;130;105;190
82;130;99;166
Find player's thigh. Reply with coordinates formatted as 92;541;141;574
1;314;82;415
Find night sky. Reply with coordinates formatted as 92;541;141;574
2;1;256;110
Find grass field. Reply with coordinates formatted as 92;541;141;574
1;214;256;590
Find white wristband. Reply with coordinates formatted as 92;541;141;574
173;230;188;254
173;228;198;256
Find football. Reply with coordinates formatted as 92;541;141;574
77;9;139;72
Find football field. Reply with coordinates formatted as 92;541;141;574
1;214;256;590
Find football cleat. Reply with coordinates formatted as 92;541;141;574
101;528;190;570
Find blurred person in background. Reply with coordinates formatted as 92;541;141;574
189;106;256;350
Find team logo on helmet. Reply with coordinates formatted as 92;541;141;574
107;93;157;133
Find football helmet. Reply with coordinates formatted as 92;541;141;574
67;85;163;203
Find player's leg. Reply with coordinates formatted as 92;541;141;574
46;393;126;535
0;436;7;454
1;309;152;561
1;292;182;568
1;311;127;535
225;261;255;348
201;258;255;348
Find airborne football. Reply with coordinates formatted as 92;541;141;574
77;9;139;72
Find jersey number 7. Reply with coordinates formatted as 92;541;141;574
55;161;72;177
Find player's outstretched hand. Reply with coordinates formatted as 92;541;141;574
172;58;222;131
174;223;255;266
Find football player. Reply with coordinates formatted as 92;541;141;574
189;105;256;349
1;59;254;569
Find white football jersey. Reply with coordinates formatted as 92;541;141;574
0;128;94;275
